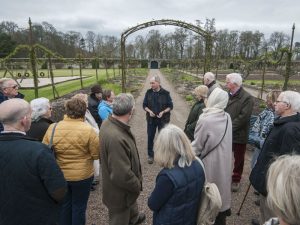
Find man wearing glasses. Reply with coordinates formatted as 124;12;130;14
0;78;25;132
250;90;300;225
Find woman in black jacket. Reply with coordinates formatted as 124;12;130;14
27;97;53;141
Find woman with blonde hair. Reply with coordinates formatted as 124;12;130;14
192;87;232;225
264;154;300;225
148;124;205;225
184;85;208;141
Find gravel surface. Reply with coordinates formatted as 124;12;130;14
51;69;263;225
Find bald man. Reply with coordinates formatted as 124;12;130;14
0;78;25;132
0;99;67;225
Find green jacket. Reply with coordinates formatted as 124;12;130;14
184;99;206;141
225;87;254;144
99;116;142;210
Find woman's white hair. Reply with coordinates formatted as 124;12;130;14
226;73;243;87
280;91;300;113
154;124;195;169
266;154;300;225
30;97;50;121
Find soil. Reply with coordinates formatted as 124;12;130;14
50;69;265;225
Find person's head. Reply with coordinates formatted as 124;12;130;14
193;85;208;101
225;73;243;92
30;97;52;121
91;84;102;100
266;90;281;110
0;78;19;98
72;93;88;107
274;91;300;117
154;124;195;169
102;89;115;103
112;93;135;118
0;98;31;132
203;72;216;86
266;154;300;225
64;98;86;119
206;87;229;110
149;75;161;91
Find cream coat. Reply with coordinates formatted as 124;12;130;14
192;111;232;212
43;116;100;181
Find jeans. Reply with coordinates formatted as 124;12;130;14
147;118;166;157
59;176;93;225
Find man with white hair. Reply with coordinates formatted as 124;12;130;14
203;72;221;96
0;78;25;132
0;99;67;225
250;90;300;225
225;73;254;192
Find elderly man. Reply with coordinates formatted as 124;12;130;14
0;99;67;225
225;73;253;192
99;93;145;225
143;75;173;164
203;72;221;96
0;78;25;132
250;91;300;224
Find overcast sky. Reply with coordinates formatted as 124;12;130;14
1;0;299;43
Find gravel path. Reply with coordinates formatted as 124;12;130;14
86;69;259;225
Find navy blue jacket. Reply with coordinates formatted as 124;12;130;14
250;113;300;196
0;133;67;225
143;87;173;124
148;160;205;225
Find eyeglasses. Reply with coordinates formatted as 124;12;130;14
5;85;18;89
275;100;289;105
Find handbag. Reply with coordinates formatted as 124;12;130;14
196;157;222;225
48;123;58;156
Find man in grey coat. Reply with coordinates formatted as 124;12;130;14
225;73;254;192
203;72;221;97
99;93;145;225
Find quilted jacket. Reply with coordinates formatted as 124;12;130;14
43;115;100;181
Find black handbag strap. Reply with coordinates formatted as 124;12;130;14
201;114;229;160
48;123;58;149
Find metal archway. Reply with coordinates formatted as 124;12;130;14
120;19;213;92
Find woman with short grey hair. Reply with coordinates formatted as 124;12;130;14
27;97;53;141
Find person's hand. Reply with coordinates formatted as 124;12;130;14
149;111;156;117
157;111;164;118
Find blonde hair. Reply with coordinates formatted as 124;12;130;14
72;93;88;105
154;124;195;169
194;85;208;99
267;154;300;225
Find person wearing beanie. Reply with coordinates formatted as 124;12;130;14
88;84;103;128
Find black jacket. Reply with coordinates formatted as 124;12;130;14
88;94;102;128
249;113;300;196
27;117;53;141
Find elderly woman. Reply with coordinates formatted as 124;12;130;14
27;97;53;141
192;87;232;225
264;155;300;225
148;124;205;225
184;85;208;141
43;98;99;225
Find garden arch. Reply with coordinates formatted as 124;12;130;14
121;19;213;92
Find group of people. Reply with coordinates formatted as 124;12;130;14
1;72;300;225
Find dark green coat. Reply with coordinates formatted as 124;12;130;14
225;87;254;144
184;99;205;141
99;116;142;210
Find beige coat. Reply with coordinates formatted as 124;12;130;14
192;111;232;212
43;116;100;181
